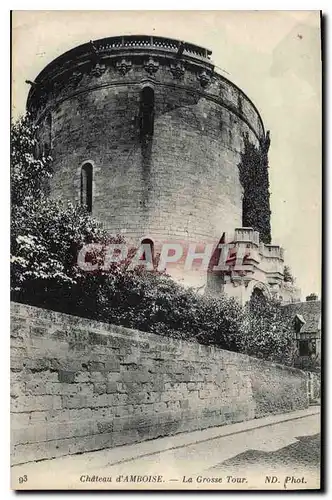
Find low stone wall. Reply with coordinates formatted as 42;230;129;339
11;302;309;465
309;372;321;402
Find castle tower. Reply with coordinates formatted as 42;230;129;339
27;35;297;300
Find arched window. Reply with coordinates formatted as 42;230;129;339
251;287;265;301
140;87;155;138
250;286;267;311
141;238;154;265
80;163;93;213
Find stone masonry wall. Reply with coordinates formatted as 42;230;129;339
11;303;309;465
47;76;247;243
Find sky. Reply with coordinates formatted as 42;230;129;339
11;10;322;299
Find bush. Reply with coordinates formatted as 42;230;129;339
237;295;297;365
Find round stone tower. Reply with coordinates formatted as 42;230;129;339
27;35;268;288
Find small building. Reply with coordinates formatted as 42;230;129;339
283;298;321;371
207;227;301;304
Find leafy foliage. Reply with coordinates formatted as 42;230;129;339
68;271;245;353
11;198;123;302
297;353;321;373
11;114;53;207
283;265;295;284
238;132;271;244
237;295;297;365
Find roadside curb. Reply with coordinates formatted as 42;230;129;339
103;406;321;468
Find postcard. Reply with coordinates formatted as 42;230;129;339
10;10;322;490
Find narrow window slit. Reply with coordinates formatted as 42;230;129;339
140;87;155;138
81;163;93;213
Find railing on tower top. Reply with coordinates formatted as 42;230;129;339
95;35;212;61
233;228;260;246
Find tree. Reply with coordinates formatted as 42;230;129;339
238;132;271;244
237;296;297;366
283;265;295;284
192;293;246;351
11;114;53;207
10;115;124;309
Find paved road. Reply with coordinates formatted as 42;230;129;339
100;413;320;490
12;409;321;490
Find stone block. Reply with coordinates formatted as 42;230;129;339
61;395;89;409
88;361;105;372
12;418;98;445
11;412;30;429
11;395;62;413
10;381;25;398
89;371;106;382
93;383;106;395
96;419;113;434
113;405;131;417
153;401;167;412
105;382;117;394
29;411;48;424
58;370;76;384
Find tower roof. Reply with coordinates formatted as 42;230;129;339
32;35;214;87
